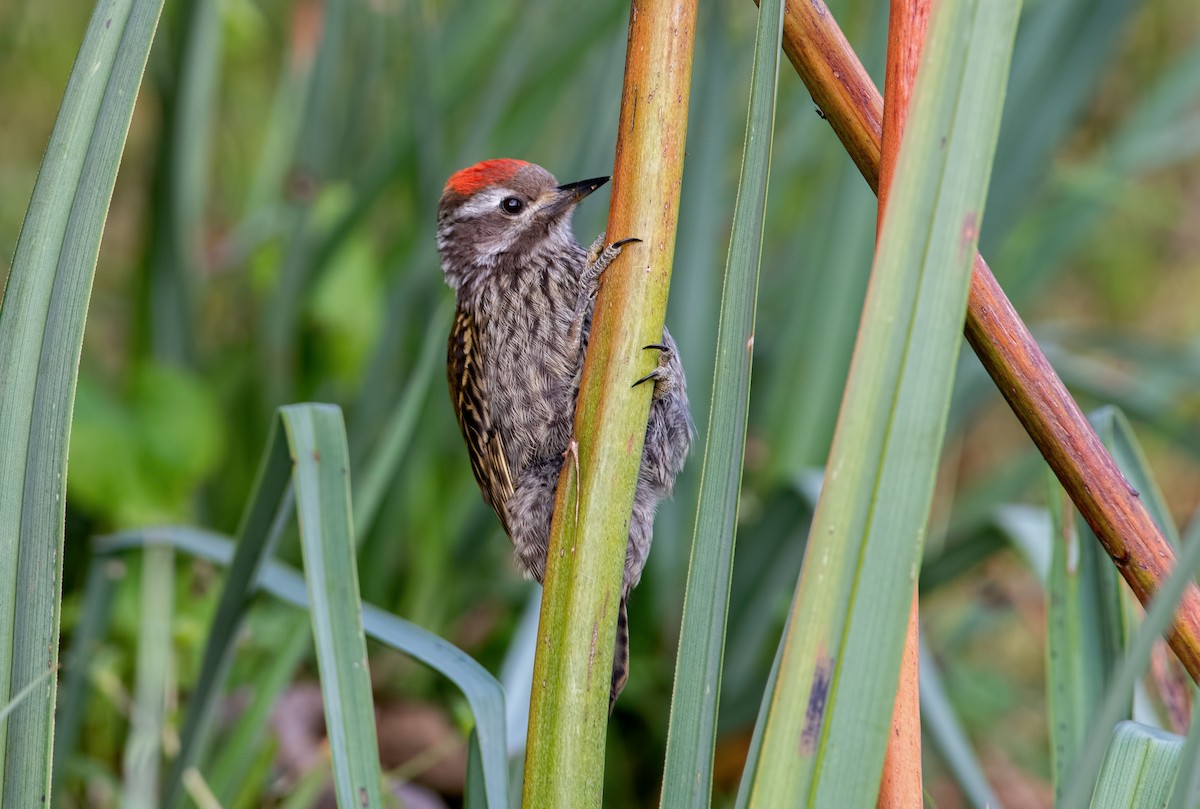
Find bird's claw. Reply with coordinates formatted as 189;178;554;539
584;234;642;288
633;343;673;390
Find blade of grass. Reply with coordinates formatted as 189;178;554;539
1167;689;1200;809
1089;721;1183;809
242;5;313;216
989;39;1200;305
96;525;510;808
659;0;783;804
0;0;164;801
648;0;739;622
464;728;486;809
1062;496;1200;808
747;0;1021;804
1042;401;1187;784
121;544;174;808
228;735;282;809
1046;465;1129;801
162;415;296;808
523;0;698;804
922;448;1045;579
279;403;383;808
277;758;332;809
498;588;540;757
180;766;223;809
1044;338;1200;459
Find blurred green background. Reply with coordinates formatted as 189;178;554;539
2;0;1199;806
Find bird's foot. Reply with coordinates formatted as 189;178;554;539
583;233;642;293
632;343;678;398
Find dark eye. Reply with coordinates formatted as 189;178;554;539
500;197;525;214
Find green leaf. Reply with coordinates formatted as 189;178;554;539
1061;465;1200;808
764;167;877;478
1167;684;1200;809
280;404;383;808
1046;464;1129;800
308;233;385;385
1091;721;1184;809
162;415;295;808
659;0;784;804
0;0;164;802
96;524;511;808
464;728;487;809
277;758;332;809
1042;405;1184;802
121;545;174;808
745;1;1022;804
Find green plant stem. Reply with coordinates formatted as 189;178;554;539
522;0;698;805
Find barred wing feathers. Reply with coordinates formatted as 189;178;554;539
448;309;516;536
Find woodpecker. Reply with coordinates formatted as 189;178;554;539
436;159;692;708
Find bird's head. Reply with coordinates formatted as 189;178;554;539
436;159;608;289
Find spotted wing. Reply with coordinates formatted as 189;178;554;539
448;309;515;535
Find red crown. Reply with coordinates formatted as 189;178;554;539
445;159;531;196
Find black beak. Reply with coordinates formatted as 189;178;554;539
545;175;609;217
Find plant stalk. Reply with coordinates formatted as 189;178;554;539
522;0;699;805
876;2;931;806
768;0;1200;681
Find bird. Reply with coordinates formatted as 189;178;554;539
436;158;693;708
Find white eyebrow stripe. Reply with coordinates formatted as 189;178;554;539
460;188;514;217
459;188;557;219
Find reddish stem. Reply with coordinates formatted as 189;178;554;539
876;4;932;802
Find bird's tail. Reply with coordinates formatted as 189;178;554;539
610;597;630;712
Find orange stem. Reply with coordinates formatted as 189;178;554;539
876;2;930;806
524;0;698;804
